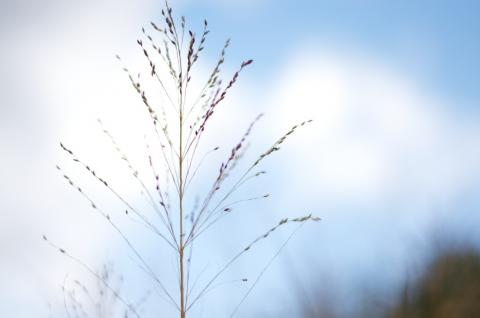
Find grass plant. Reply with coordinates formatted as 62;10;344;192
44;2;319;316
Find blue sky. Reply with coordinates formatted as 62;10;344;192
1;0;480;317
177;0;480;102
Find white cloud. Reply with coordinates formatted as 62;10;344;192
267;47;480;206
251;48;480;313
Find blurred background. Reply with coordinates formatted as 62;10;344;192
1;0;480;317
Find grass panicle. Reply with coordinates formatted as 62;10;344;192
47;1;318;317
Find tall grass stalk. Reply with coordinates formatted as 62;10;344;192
45;2;319;317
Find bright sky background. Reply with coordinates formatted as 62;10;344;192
1;0;480;317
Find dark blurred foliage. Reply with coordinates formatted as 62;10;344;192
290;246;480;318
389;248;480;318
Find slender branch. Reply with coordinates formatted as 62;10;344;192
186;215;320;311
55;167;179;308
43;236;142;318
230;223;305;317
